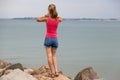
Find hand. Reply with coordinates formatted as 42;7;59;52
44;13;49;17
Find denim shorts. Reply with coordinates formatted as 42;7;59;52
44;38;58;48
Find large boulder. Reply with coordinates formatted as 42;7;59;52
33;73;71;80
0;63;24;77
74;67;99;80
32;65;71;80
0;69;37;80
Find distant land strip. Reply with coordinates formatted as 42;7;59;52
0;17;119;21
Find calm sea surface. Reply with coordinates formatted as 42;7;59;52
0;19;120;80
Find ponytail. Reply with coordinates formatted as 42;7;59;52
48;4;58;19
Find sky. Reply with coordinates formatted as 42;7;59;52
0;0;120;18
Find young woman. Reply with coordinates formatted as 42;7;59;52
37;4;63;78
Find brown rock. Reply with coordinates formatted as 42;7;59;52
4;69;12;75
31;65;50;75
74;67;99;80
34;75;53;80
38;65;50;74
33;73;71;80
54;74;71;80
31;65;71;80
0;60;11;69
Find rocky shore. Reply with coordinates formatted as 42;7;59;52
0;60;102;80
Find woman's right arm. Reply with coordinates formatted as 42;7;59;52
37;13;49;22
36;16;47;22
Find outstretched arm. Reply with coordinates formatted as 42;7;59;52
36;14;49;22
36;16;47;22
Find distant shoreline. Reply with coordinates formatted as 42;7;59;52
0;17;120;21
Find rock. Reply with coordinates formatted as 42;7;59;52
33;65;50;75
0;63;24;77
74;67;99;80
4;69;12;75
0;60;72;80
31;65;71;80
0;68;9;77
34;75;53;80
54;74;71;80
5;63;24;71
31;65;50;77
0;60;11;69
33;73;71;80
24;68;34;75
0;69;37;80
94;79;105;80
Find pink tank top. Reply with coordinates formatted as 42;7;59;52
45;17;59;38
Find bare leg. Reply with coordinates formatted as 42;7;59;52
45;47;54;74
51;47;59;76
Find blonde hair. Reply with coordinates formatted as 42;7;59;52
48;4;58;19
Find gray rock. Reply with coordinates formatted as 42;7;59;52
0;69;37;80
0;63;24;77
5;63;24;71
74;67;99;80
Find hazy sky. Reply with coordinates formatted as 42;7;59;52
0;0;120;18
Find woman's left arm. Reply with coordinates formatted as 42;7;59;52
58;17;63;22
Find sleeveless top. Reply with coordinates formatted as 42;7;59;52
45;17;59;38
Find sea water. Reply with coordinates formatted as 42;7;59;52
0;19;120;80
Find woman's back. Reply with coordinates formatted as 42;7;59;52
46;17;59;38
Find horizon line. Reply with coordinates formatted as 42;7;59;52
0;17;120;19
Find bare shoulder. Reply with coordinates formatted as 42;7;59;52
57;16;63;22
